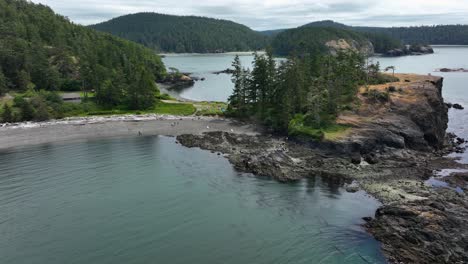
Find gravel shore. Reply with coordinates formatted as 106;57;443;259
0;115;258;150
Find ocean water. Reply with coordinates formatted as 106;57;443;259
0;136;385;263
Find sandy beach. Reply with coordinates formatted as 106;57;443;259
0;115;259;150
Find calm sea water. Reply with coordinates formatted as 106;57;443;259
162;52;267;101
0;136;384;264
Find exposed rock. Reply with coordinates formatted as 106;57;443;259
436;68;468;73
325;39;374;56
408;44;434;55
335;75;448;152
453;103;464;110
367;189;468;263
214;68;235;75
159;74;195;88
385;48;406;57
384;44;434;57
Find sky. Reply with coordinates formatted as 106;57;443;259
31;0;468;30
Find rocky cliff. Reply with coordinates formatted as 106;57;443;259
325;39;375;56
332;74;448;154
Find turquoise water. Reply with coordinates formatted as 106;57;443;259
0;136;385;264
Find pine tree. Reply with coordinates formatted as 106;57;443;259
0;68;7;95
227;55;246;117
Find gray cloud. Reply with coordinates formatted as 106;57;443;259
32;0;468;30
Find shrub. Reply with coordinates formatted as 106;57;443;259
388;86;397;92
288;114;325;141
367;89;390;103
1;104;13;123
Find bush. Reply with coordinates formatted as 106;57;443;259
369;73;399;85
288;114;325;141
157;93;175;100
367;89;390;103
1;104;13;123
388;86;397;92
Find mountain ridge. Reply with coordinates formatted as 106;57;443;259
91;12;268;53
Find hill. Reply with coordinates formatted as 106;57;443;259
0;0;166;110
354;25;468;45
271;26;381;56
265;21;468;47
91;13;268;53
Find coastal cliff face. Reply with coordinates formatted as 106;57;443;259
325;39;375;56
333;74;448;153
177;74;468;263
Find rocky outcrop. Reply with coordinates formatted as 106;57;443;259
336;75;448;153
213;68;235;75
437;68;468;73
159;74;195;89
367;173;468;263
325;39;374;56
384;44;434;57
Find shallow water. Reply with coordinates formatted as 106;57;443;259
0;136;385;263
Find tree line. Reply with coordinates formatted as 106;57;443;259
227;49;393;139
91;13;268;53
355;25;468;45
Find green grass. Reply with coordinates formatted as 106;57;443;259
79;91;96;98
152;102;196;116
194;101;227;116
59;101;196;117
84;102;196;116
322;124;352;141
288;114;351;141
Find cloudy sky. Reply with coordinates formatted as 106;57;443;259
31;0;468;30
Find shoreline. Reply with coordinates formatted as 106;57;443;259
0;114;259;150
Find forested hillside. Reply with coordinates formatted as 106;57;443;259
355;25;468;45
91;13;268;53
300;21;403;54
271;26;374;56
264;21;468;46
0;0;166;110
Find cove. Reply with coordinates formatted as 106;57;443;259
0;136;385;264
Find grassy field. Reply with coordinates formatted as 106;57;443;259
83;101;196;116
193;101;227;116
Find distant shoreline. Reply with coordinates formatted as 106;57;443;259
159;51;264;56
